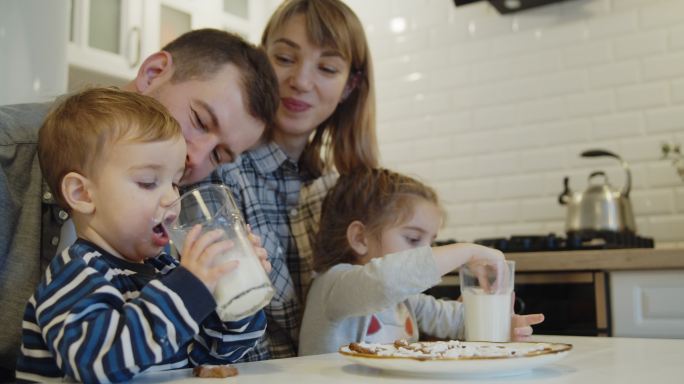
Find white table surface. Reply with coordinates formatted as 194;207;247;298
127;335;684;384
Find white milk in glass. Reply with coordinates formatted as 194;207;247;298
169;216;273;321
462;288;512;342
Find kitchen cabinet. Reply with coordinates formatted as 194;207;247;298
67;0;271;91
219;0;269;43
68;0;145;82
610;270;684;338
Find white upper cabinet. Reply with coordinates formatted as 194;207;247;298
68;0;145;81
68;0;274;90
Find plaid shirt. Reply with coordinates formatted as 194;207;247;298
211;142;338;360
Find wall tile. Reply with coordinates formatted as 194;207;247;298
640;0;684;30
475;201;520;224
614;30;668;59
672;78;684;104
619;135;666;161
444;203;475;226
430;111;473;135
616;82;669;110
517;97;566;124
496;174;545;199
642;52;684;80
675;187;684;213
473;104;519;130
671;24;684;50
539;119;592;146
564;90;614;117
588;61;640;89
361;0;684;242
586;9;638;39
430;157;475;180
520;197;566;221
564;41;612;67
475;152;521;177
519;147;568;172
645;106;684;133
631;189;675;215
644;215;684;242
448;179;498;203
592;112;643;139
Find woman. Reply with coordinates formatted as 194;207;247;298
214;0;377;361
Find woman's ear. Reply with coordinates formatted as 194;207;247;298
61;172;95;214
340;71;361;102
133;51;174;93
346;220;369;259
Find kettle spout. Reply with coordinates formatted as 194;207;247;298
558;176;571;205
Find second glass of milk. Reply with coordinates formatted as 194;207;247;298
164;184;274;322
460;260;515;342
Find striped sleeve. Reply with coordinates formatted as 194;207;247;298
19;254;214;383
188;310;267;365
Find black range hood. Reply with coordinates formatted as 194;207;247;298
454;0;572;14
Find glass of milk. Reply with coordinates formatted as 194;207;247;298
164;184;274;322
460;260;515;342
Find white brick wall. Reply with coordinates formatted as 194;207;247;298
345;0;684;244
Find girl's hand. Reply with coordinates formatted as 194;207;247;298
511;313;545;341
247;229;271;273
509;292;545;341
180;225;238;292
432;243;504;276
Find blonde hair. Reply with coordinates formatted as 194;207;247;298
313;168;443;272
38;87;181;208
261;0;378;177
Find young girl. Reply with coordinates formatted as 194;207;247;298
299;168;544;355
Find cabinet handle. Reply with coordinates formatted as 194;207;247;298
128;26;141;68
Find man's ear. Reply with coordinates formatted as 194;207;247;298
61;172;95;214
133;51;174;93
346;220;369;258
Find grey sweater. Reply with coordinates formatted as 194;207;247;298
0;102;65;378
299;247;465;356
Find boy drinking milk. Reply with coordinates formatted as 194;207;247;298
16;88;270;383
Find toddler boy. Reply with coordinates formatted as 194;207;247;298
15;88;268;383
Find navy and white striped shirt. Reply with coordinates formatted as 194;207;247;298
16;239;266;383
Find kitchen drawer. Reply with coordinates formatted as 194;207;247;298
610;270;684;339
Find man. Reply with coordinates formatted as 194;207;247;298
0;28;279;379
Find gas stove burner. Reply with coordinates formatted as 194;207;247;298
460;232;655;252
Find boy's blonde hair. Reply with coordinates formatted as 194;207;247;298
38;87;181;208
313;168;444;273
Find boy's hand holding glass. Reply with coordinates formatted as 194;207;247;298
247;227;272;274
178;225;239;292
164;184;274;322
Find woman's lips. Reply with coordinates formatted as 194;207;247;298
281;97;311;113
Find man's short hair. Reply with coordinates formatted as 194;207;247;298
38;87;181;208
162;29;279;130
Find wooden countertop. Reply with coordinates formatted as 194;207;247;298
504;248;684;272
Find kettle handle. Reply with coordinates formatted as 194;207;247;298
558;176;570;205
588;171;607;182
581;149;631;197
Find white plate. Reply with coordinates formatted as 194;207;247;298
339;341;572;378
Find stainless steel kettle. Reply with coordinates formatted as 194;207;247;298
558;149;636;234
